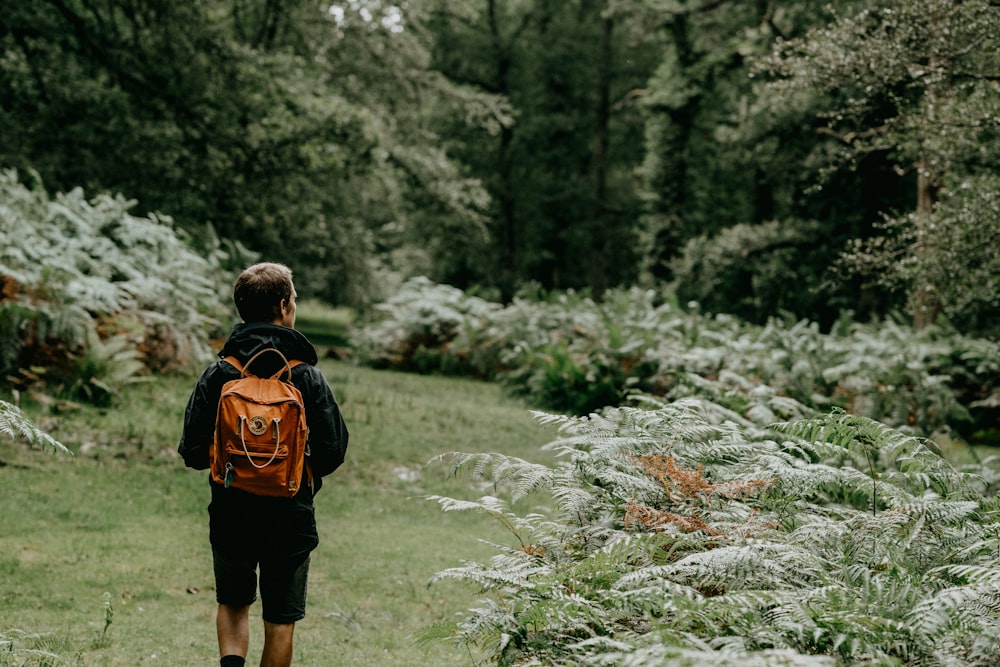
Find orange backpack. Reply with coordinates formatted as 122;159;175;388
210;349;309;497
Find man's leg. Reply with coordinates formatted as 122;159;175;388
214;549;258;665
258;553;309;667
260;621;295;667
217;603;250;659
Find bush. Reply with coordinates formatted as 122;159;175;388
427;401;1000;666
352;277;501;374
353;278;1000;440
0;169;252;401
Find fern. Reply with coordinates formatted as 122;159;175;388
0;629;61;664
357;278;998;439
0;169;252;391
428;398;1000;666
0;400;70;455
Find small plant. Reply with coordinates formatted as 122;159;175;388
0;400;70;455
90;592;114;649
68;332;148;406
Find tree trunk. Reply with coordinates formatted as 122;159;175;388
589;0;612;302
488;0;517;303
912;60;944;330
912;170;942;329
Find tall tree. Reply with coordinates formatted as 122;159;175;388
637;0;918;325
759;0;1000;329
428;0;662;299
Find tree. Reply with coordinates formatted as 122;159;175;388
759;0;1000;330
428;0;663;300
0;0;500;308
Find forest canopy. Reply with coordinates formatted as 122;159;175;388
1;0;998;334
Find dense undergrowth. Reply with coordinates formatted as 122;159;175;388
353;277;1000;444
348;283;1000;665
424;401;1000;666
0;169;252;404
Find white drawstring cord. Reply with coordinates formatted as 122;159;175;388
238;415;281;469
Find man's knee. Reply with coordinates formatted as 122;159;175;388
263;620;296;637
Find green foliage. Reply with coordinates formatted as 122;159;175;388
427;401;1000;666
0;0;501;310
354;279;998;439
4;0;997;331
426;0;662;297
0;169;246;401
671;219;842;325
0;399;69;456
757;0;1000;328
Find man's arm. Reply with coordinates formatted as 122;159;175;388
303;367;349;479
178;363;225;470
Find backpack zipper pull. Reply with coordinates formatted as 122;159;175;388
224;462;234;488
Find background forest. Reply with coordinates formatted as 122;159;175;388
2;0;998;334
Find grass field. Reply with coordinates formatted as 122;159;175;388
1;360;557;666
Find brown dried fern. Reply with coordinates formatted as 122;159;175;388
630;454;776;500
624;455;777;536
624;500;721;535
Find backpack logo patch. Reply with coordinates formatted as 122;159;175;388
247;415;268;436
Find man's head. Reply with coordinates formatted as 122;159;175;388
233;262;297;327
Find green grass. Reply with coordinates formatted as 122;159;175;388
294;299;354;349
1;361;556;666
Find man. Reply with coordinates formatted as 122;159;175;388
179;262;348;667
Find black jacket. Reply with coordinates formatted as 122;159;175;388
178;322;349;557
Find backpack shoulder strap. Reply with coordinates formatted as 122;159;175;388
276;359;304;379
225;349;304;380
223;356;244;373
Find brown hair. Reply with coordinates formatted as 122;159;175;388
233;262;294;323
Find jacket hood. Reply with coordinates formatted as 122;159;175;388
219;322;319;366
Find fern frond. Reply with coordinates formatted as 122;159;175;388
891;498;979;526
0;401;71;455
427;494;544;550
908;583;1000;638
428;552;547;591
430;451;554;502
666;543;830;594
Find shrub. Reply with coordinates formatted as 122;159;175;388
0;169;253;401
352;277;500;374
426;400;1000;666
353;278;999;439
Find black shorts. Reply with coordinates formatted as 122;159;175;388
213;548;311;624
